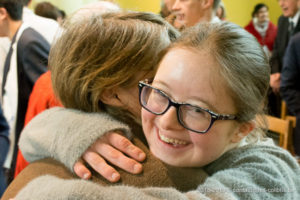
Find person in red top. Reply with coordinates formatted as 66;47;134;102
245;3;277;57
14;71;62;177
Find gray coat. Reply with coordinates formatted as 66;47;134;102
12;108;300;199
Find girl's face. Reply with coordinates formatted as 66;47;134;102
142;47;243;167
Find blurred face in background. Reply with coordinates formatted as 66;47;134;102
172;0;204;27
255;6;269;24
278;0;299;17
164;0;176;12
0;7;9;37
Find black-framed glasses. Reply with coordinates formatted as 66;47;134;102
138;79;238;134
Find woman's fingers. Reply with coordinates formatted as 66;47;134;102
73;160;92;180
82;150;120;182
93;141;143;174
107;132;146;162
74;132;146;182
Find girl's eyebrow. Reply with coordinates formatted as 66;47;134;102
152;80;219;112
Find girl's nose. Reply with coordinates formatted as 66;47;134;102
158;106;184;131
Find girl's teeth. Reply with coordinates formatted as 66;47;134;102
159;134;187;145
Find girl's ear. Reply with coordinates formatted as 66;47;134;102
231;121;255;143
100;88;123;107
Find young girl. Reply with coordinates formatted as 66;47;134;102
14;22;300;199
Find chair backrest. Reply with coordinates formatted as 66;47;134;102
281;101;296;128
265;115;293;152
256;115;293;152
281;101;287;119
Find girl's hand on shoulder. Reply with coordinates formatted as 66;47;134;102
73;132;146;182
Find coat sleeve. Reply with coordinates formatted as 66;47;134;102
14;145;300;200
13;175;211;200
270;16;284;74
0;106;9;167
280;34;300;115
17;28;50;84
19;107;132;172
197;145;300;200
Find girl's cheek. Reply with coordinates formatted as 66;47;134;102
142;108;156;122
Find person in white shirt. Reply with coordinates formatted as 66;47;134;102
0;0;51;185
0;0;59;98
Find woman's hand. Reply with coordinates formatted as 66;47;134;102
73;132;146;182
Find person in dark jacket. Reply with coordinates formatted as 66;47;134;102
0;106;9;197
0;0;50;183
269;0;300;117
280;32;300;157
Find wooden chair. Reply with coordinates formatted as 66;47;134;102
257;115;294;153
281;101;296;128
279;102;300;163
266;115;293;151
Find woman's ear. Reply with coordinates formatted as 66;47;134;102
100;88;123;107
231;121;255;143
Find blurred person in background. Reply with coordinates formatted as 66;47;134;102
269;0;300;117
0;0;59;99
34;1;62;22
280;32;300;159
160;0;174;18
0;106;9;197
160;0;183;30
171;0;221;28
0;0;50;184
216;0;226;20
57;9;66;24
245;3;277;58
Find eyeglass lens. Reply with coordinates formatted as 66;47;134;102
140;84;212;133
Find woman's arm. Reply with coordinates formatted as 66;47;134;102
15;144;293;200
14;175;211;200
19;107;145;181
